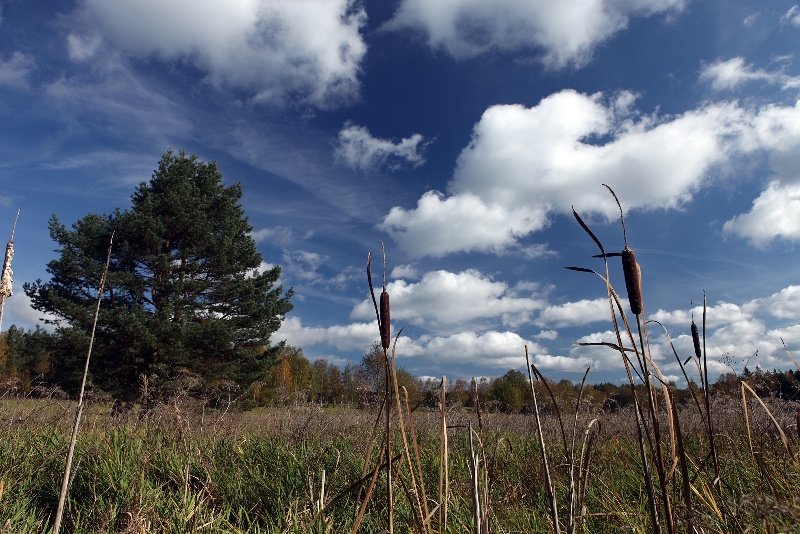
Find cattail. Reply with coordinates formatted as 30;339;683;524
380;289;390;350
0;239;12;300
621;246;642;316
0;210;18;333
378;241;390;351
691;320;702;361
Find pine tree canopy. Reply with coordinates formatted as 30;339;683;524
24;150;293;398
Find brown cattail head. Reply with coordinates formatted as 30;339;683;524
691;321;702;361
380;289;390;350
621;246;642;315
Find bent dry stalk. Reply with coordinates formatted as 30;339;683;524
53;232;114;534
570;187;676;534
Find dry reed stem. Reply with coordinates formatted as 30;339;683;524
740;381;796;466
53;231;114;534
650;320;704;418
439;376;449;533
353;393;386;519
669;396;695;534
779;337;800;372
402;386;430;529
392;381;425;531
577;418;599;527
367;248;395;533
608;185;674;534
569;206;661;534
526;345;560;534
566;366;591;534
468;421;482;534
351;445;386;534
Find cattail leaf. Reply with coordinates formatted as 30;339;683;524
572;208;606;256
564;266;595;273
366;251;382;330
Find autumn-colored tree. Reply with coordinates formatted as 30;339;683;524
312;358;344;404
269;345;313;404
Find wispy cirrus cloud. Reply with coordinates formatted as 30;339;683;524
781;5;800;27
251;226;295;247
334;122;429;172
281;250;360;290
0;52;35;88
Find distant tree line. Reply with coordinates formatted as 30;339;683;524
2;326;798;412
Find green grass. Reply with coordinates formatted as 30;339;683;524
1;396;798;533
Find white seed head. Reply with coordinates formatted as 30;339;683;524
0;240;14;298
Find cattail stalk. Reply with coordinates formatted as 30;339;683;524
526;346;560;534
439;375;448;533
0;210;20;334
53;232;114;534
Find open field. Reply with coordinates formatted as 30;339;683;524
1;391;798;533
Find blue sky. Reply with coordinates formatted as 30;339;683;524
3;0;800;386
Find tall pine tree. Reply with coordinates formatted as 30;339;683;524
25;151;293;398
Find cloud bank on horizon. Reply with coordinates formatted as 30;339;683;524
1;0;800;384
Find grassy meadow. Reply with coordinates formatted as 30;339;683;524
1;387;798;533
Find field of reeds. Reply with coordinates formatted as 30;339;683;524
1;389;798;533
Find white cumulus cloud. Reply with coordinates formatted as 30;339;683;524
700;57;800;91
399;330;539;369
723;181;800;245
390;264;420;280
278;316;540;370
381;89;800;257
758;285;800;319
71;0;367;108
384;0;685;68
379;191;548;257
334;123;429;171
276;316;379;351
650;301;757;330
535;298;610;328
352;269;546;334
